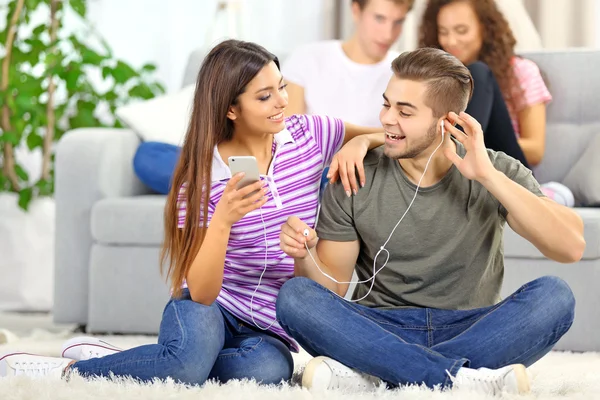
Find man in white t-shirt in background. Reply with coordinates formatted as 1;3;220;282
283;0;414;128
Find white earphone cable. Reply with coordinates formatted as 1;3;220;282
305;122;447;302
250;206;278;330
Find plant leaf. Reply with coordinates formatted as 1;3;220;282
69;0;86;18
141;63;157;72
18;187;33;211
63;63;83;92
68;34;84;52
0;169;8;191
0;131;20;145
26;132;44;150
16;93;35;112
81;48;105;65
128;83;154;100
103;90;118;102
15;164;29;181
32;23;47;36
151;82;166;94
15;73;45;98
25;0;44;11
102;66;112;79
112;61;138;84
69;106;99;128
35;178;53;196
45;50;65;69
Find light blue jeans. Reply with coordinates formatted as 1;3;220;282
276;275;575;389
71;289;293;386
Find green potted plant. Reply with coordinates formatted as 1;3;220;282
0;0;165;311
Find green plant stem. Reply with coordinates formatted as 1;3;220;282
1;0;25;192
42;0;59;181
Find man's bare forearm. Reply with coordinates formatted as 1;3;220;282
294;248;343;295
481;169;585;262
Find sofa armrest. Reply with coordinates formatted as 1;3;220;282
53;128;148;325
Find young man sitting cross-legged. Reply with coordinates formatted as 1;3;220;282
277;47;584;395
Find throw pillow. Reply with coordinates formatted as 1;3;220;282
563;133;600;206
115;84;195;146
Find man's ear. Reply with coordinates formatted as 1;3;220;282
351;1;362;24
438;117;446;135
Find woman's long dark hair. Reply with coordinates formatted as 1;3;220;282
161;39;279;297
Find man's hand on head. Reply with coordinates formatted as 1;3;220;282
442;111;496;183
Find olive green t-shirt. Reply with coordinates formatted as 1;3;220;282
316;142;544;310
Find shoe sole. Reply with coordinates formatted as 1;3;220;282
301;356;328;389
302;358;531;394
512;364;531;394
0;352;73;378
61;337;122;359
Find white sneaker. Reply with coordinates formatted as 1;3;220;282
61;336;122;361
301;356;383;391
449;364;531;395
0;352;73;379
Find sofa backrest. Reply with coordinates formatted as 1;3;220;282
520;49;600;183
182;49;207;88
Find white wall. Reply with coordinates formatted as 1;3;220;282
0;0;334;181
596;0;600;47
84;0;335;92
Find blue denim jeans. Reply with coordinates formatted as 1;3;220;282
72;289;293;386
276;276;574;389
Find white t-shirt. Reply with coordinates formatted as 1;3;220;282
282;40;398;128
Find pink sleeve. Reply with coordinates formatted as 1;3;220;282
513;58;552;112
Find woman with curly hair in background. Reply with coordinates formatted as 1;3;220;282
418;0;573;206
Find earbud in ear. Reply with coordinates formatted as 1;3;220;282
440;120;445;139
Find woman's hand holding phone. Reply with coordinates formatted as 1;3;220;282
213;173;268;227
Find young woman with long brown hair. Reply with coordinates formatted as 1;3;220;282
419;0;534;168
419;0;573;206
0;39;383;386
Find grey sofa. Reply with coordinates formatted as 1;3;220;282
53;49;213;334
501;49;600;352
53;49;600;351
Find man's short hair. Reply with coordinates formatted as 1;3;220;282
352;0;415;11
391;48;474;118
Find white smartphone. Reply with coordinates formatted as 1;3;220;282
228;156;261;190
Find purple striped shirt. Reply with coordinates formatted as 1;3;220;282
177;114;345;351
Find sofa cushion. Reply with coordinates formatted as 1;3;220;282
115;84;194;146
521;50;600;183
563;133;600;206
503;208;600;260
91;195;166;246
532;122;600;184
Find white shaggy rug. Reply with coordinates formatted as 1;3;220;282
0;328;599;399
